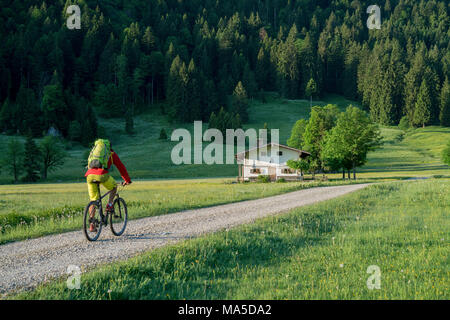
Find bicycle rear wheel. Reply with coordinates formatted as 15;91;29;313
110;197;128;236
83;201;102;241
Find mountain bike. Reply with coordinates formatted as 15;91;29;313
83;181;128;241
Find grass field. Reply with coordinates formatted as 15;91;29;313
0;178;376;244
1;95;449;243
1;94;448;184
360;126;450;178
13;179;449;300
1;94;449;299
0;94;362;183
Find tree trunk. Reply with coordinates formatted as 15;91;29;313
342;168;345;180
353;165;356;180
347;170;351;180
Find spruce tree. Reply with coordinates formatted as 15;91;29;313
256;47;269;90
242;63;257;99
159;128;168;140
231;81;249;123
305;78;318;108
208;112;218;129
439;78;450;127
413;79;432;128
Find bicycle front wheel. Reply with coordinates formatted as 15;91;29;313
110;197;128;236
83;201;102;241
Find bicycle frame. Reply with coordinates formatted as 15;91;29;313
93;183;124;225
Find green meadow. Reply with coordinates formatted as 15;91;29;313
1;95;448;183
0;94;362;183
1;95;449;244
14;179;449;300
1;95;449;299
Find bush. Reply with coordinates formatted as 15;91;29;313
276;178;286;183
257;175;270;183
398;116;410;131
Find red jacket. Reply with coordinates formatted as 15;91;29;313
85;150;131;183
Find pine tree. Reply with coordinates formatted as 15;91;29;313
0;98;17;134
187;59;201;121
231;81;249;123
142;26;157;54
256;47;269;90
413;79;432;128
159;128;168;140
439;78;450;127
231;114;242;130
242;63;257;99
42;81;69;136
278;24;300;98
404;48;426;126
167;56;189;122
208;112;218;130
305;78;318;108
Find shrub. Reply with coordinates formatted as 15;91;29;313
276;178;286;183
257;175;270;183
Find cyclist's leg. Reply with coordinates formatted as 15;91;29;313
101;174;117;207
86;175;101;218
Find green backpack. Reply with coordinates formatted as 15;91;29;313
88;139;111;169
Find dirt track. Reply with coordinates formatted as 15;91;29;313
0;183;369;295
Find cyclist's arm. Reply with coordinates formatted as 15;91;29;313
111;152;131;184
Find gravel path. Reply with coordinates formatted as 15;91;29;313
0;183;369;294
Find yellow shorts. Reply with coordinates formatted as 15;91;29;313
86;174;117;201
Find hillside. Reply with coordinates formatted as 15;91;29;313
1;0;449;147
1;94;449;184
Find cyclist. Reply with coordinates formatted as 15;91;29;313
85;139;131;232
